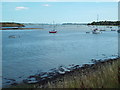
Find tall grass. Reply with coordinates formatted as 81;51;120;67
43;59;120;88
7;59;120;88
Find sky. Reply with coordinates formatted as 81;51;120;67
1;0;119;2
2;2;118;23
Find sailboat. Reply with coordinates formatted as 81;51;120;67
49;21;57;33
92;15;101;34
49;30;57;33
92;28;101;34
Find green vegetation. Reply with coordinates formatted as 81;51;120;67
0;22;25;27
88;21;120;26
45;59;120;88
3;58;120;88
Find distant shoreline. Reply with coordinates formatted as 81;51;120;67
88;21;120;26
0;28;43;30
88;25;120;26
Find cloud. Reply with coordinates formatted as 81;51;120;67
42;4;51;7
46;0;58;1
15;7;29;10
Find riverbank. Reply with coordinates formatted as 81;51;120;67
88;21;120;26
0;22;44;30
0;22;25;27
88;25;120;26
5;58;120;88
0;28;43;30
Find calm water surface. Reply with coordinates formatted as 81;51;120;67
2;25;118;86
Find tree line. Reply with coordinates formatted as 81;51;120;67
0;22;25;27
88;21;120;26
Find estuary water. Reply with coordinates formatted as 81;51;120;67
2;25;118;86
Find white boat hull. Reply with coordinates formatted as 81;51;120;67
92;31;101;34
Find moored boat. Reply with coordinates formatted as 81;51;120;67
86;32;90;34
111;29;116;31
92;28;101;34
49;30;57;33
9;35;16;38
49;21;57;33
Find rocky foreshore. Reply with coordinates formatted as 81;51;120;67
3;57;119;88
5;57;119;88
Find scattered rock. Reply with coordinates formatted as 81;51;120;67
27;80;39;84
41;74;48;78
11;83;18;86
58;71;65;74
82;64;90;68
6;81;11;83
22;58;119;85
18;76;22;78
91;59;103;64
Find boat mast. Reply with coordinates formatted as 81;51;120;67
97;14;99;22
96;14;99;29
53;21;55;31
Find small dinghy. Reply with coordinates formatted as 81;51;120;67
49;30;57;33
9;35;16;38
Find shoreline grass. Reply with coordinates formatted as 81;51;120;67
44;58;120;88
3;58;120;88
